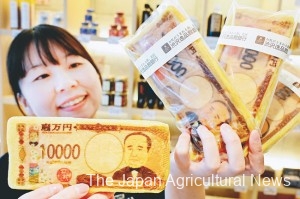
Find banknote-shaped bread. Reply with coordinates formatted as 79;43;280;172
121;0;256;159
214;2;297;129
7;116;170;193
261;58;300;152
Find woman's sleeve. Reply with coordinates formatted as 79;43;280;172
0;153;29;197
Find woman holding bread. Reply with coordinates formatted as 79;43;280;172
0;24;264;199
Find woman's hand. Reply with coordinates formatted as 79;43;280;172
18;183;114;199
170;123;264;180
165;123;264;199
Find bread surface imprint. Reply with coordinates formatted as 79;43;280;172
7;116;170;193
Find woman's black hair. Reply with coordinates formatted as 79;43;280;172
6;24;102;115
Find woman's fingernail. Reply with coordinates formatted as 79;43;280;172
220;123;231;132
197;124;207;131
75;183;90;194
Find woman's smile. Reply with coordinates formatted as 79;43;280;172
59;95;87;110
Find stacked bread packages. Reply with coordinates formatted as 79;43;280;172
214;1;298;129
261;58;300;152
121;0;298;159
121;0;257;160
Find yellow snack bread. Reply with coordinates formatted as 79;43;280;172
261;58;300;152
7;116;170;193
121;0;256;159
214;1;298;129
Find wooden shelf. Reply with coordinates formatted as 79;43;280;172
0;28;21;37
2;95;15;105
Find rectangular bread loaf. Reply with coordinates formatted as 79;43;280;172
121;0;256;160
261;58;300;152
7;116;170;193
214;2;297;129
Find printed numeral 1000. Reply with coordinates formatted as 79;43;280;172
240;49;259;70
275;86;293;100
40;144;80;159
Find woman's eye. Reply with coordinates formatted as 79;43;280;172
70;63;81;68
34;74;49;81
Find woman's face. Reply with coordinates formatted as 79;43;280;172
18;43;102;118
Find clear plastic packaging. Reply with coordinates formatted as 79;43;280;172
121;0;256;160
214;0;299;129
261;57;300;152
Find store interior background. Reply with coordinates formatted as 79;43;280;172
0;0;300;198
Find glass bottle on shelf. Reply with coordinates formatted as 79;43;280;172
109;25;119;37
115;12;125;26
37;11;49;25
141;4;153;24
137;75;147;108
20;0;32;29
207;5;223;37
114;93;127;107
115;76;128;93
145;81;156;109
90;22;99;36
102;76;115;92
52;13;63;27
80;22;89;35
157;96;164;110
9;0;19;29
85;8;94;23
101;92;114;106
118;25;128;37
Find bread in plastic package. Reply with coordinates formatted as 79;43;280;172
121;0;256;160
214;0;298;129
261;57;300;152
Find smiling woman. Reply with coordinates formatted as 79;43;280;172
17;45;102;118
6;24;102;118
